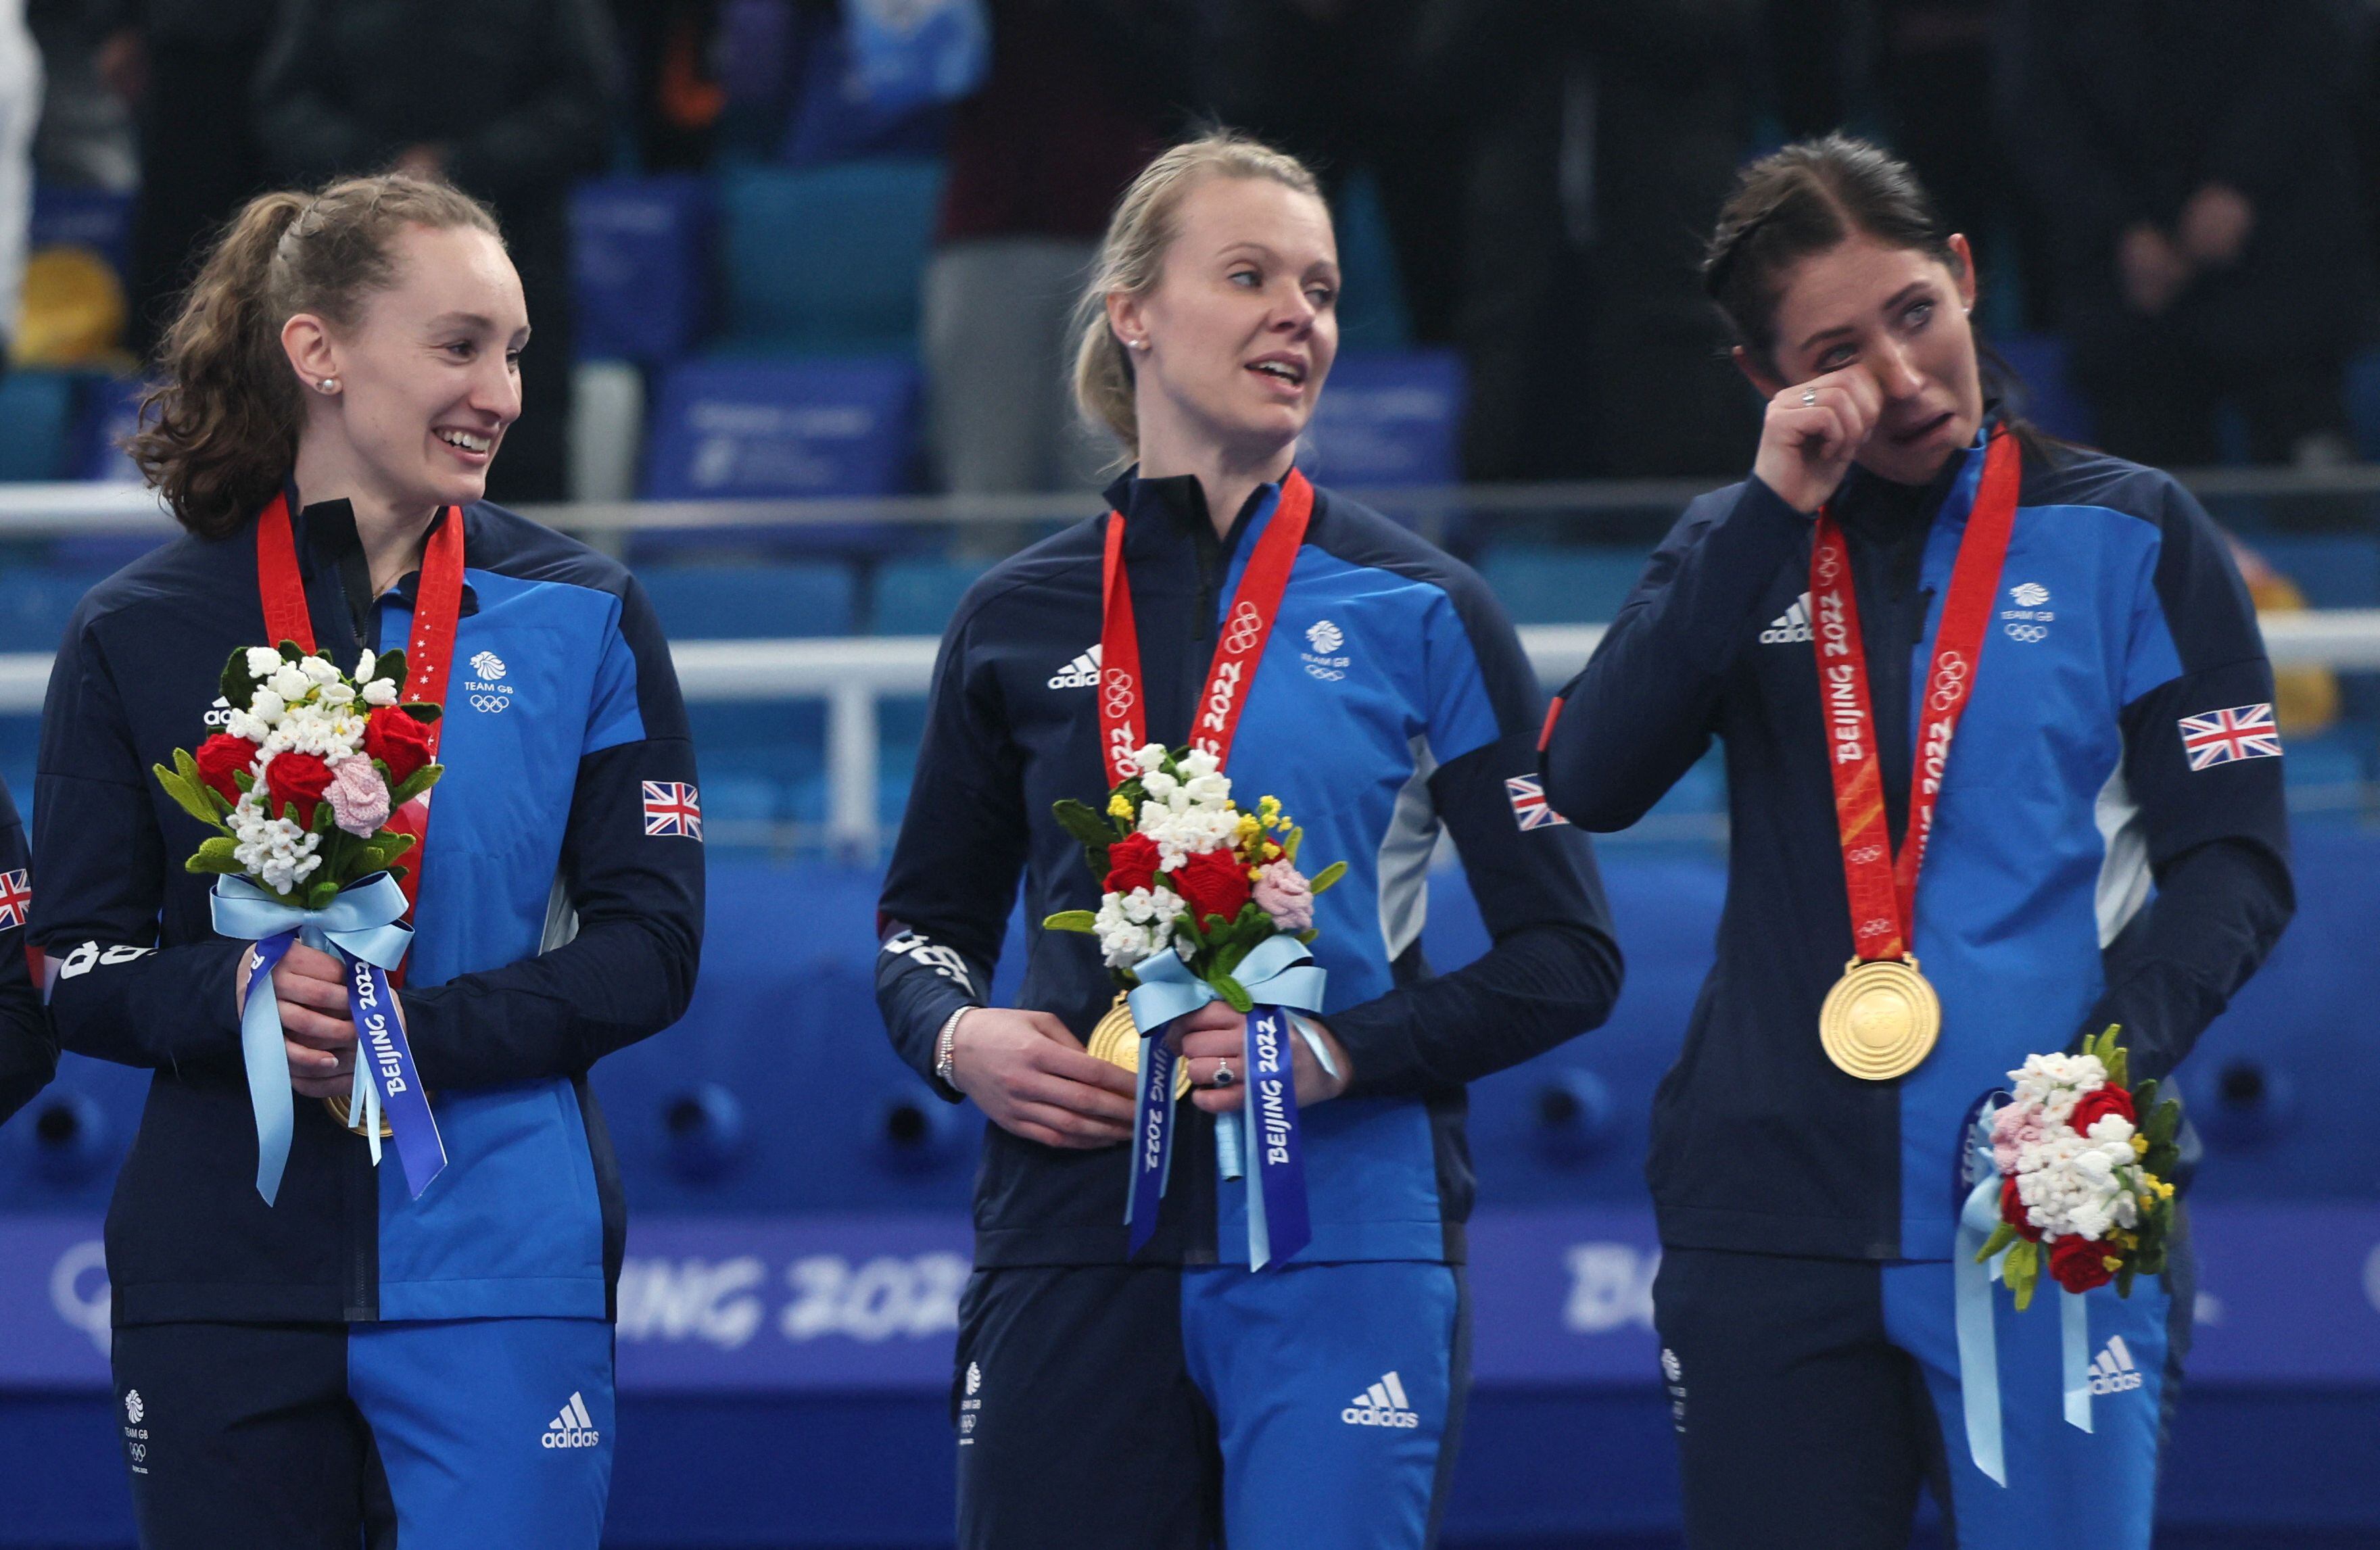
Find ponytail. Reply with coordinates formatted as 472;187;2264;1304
127;174;504;539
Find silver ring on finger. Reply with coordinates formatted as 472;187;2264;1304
1801;387;1819;407
1212;1060;1235;1088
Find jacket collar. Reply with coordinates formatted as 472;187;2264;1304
1831;404;2002;536
288;487;479;625
1100;466;1288;567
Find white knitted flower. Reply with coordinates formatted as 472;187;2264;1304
362;679;399;706
1093;886;1178;969
245;647;285;679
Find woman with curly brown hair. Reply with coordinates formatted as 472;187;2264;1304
34;173;702;1549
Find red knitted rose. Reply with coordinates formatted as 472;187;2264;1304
2068;1085;2137;1137
1103;832;1161;898
2048;1233;2120;1294
193;733;258;804
1999;1177;2042;1242
364;706;435;784
264;752;334;827
1170;848;1253;925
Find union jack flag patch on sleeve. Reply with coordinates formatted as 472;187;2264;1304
0;869;28;928
1504;775;1569;830
2178;704;2282;771
642;781;703;840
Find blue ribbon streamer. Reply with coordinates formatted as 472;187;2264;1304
1953;1095;2099;1488
1122;936;1330;1263
2062;1280;2093;1434
214;872;446;1205
1954;1170;2009;1485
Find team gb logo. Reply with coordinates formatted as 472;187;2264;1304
471;650;507;680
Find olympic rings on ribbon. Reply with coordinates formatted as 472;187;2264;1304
1222;602;1266;655
1101;669;1135;716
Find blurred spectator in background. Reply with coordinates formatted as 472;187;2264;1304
1870;0;2045;329
1554;0;1763;479
92;0;275;360
2006;0;2374;468
0;0;34;366
608;0;725;171
1761;0;1852;143
1201;0;1758;481
924;0;1189;494
26;0;126;189
254;0;621;504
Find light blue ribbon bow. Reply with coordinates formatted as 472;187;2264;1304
1122;935;1338;1263
1955;1121;2097;1487
213;872;414;1204
1129;934;1337;1176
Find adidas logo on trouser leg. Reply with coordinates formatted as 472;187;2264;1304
1341;1370;1421;1428
542;1391;602;1449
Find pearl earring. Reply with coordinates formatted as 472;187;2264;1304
316;377;339;393
1130;339;1149;352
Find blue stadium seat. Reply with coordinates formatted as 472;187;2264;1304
872;558;985;635
1306;350;1465;487
689;700;826;832
637;563;856;639
642;358;920;500
0;565;114;651
72;373;146;482
714;160;945;355
573;175;711;364
1993;333;2093;445
0;371;76;481
29;187;131;278
1477;545;1648;625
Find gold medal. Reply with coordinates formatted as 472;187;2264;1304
1087;992;1191;1099
324;1094;394;1138
1818;956;1941;1081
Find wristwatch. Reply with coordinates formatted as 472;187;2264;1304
934;1006;974;1088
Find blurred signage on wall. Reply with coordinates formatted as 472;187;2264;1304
5;1205;2376;1392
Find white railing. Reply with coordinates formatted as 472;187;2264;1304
7;614;2370;854
0;477;2373;852
9;458;2380;535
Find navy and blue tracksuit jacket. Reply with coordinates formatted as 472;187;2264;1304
34;496;704;1326
877;471;1623;1267
0;778;51;1123
1542;419;2293;1264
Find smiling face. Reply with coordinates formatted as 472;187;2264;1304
291;222;528;512
1110;173;1341;467
1755;233;1984;485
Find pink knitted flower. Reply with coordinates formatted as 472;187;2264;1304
1252;860;1314;933
325;756;391;838
1991;1097;2047;1173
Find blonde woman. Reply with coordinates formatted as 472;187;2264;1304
876;132;1621;1549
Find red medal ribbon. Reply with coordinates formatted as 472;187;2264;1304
1097;470;1314;785
254;492;465;932
1811;429;2020;964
